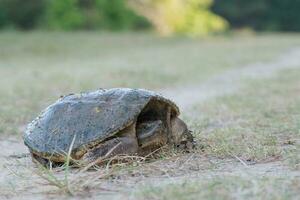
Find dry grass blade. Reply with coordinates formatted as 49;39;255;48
64;134;77;194
33;164;66;189
231;154;249;168
29;135;77;195
144;146;168;159
74;146;171;188
3;159;27;179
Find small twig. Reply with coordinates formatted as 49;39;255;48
3;163;24;178
231;154;249;167
7;153;30;159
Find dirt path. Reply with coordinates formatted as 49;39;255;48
160;47;300;112
1;47;300;199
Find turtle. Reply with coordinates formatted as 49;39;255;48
23;88;193;166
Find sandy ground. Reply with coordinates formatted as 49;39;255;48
1;47;300;199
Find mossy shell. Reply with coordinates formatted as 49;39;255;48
23;88;179;160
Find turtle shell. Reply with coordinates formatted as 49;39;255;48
23;88;179;161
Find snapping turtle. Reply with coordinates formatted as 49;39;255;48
24;88;193;165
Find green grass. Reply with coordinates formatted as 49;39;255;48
189;69;300;167
1;32;300;136
137;68;300;200
138;176;300;200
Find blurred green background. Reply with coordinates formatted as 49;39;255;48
0;0;299;35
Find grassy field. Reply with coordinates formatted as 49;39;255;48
1;32;300;137
0;32;300;199
136;69;300;200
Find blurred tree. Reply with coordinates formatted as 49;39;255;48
212;0;300;31
45;0;84;30
44;0;150;30
127;0;228;36
0;4;8;28
94;0;149;30
0;0;46;29
264;0;300;31
77;0;102;29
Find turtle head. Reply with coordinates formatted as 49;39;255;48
171;117;194;149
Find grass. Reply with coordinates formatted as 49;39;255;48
138;176;300;200
1;32;300;136
189;69;300;167
137;69;300;199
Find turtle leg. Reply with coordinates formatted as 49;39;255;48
81;123;138;164
31;153;65;168
31;153;50;166
137;120;168;149
137;107;194;153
